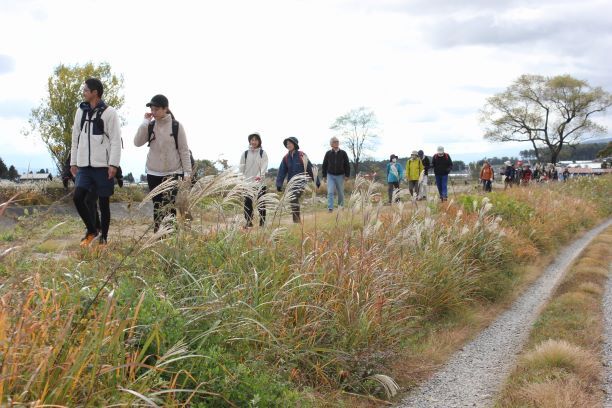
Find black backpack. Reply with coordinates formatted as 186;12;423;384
80;105;107;136
147;114;195;173
77;106;124;186
244;149;264;161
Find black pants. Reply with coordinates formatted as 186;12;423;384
388;182;400;203
147;174;181;232
244;186;267;226
74;187;108;238
290;189;303;223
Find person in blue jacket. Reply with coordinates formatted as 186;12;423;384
276;137;320;223
386;154;404;204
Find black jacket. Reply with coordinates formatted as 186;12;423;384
432;153;453;176
421;156;431;175
322;149;350;178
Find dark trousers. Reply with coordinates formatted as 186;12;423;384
482;179;492;192
74;187;109;238
86;190;101;231
387;182;400;203
290;189;303;223
147;174;181;232
244;186;267;226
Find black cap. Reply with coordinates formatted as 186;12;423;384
146;94;169;108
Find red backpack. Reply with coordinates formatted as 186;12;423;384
283;151;308;169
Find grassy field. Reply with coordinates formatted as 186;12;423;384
0;175;610;406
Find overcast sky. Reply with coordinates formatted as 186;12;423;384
1;0;611;176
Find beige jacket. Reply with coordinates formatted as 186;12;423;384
134;114;192;176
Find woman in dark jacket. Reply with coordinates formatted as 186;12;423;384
276;137;320;223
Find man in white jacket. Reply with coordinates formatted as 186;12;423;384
70;78;122;247
239;133;268;227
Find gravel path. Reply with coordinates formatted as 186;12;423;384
400;219;612;408
602;260;612;408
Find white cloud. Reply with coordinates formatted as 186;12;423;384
0;0;610;177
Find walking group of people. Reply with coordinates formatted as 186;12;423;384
69;78;348;248
386;147;453;203
501;161;570;190
69;77;574;249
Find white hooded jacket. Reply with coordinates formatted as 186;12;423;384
239;148;268;181
70;103;122;168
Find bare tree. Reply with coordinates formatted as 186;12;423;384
480;74;612;164
330;107;379;176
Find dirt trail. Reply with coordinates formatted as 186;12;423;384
399;219;612;408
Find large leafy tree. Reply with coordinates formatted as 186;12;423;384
26;62;125;173
330;107;379;176
481;74;612;164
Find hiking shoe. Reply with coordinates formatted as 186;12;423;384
328;208;333;213
80;231;99;248
97;237;108;248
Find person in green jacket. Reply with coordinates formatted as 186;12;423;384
406;150;424;198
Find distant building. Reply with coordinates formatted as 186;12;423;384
18;173;53;182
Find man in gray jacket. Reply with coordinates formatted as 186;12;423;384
70;78;122;247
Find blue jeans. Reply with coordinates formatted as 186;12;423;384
435;174;448;199
327;174;345;209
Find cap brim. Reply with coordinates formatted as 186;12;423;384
146;102;161;107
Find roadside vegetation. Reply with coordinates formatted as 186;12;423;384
0;179;147;205
0;175;610;406
495;226;612;408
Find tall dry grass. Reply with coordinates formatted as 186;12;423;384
0;174;610;405
496;228;612;408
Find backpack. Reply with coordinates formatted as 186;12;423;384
80;105;107;135
77;106;124;182
283;151;308;171
244;149;264;161
78;105;108;147
147;115;195;171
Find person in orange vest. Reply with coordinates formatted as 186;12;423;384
479;160;494;192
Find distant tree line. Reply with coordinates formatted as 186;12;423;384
519;142;609;162
0;157;19;181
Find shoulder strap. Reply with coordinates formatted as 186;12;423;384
80;109;88;132
171;119;179;150
147;122;155;146
245;149;264;161
300;152;309;172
